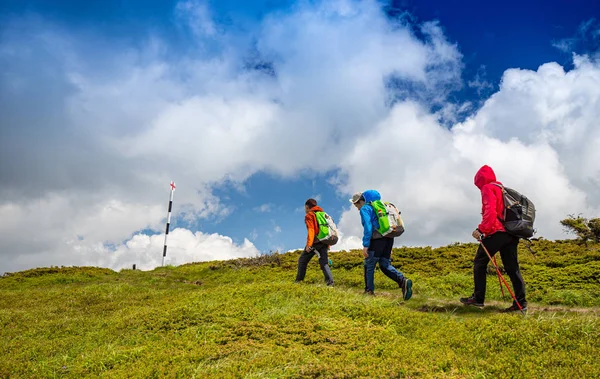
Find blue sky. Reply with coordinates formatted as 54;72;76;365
3;0;596;84
1;0;600;272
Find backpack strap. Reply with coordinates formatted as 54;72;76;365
312;211;323;226
313;211;331;228
489;183;506;222
308;211;321;237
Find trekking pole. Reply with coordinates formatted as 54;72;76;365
492;256;506;299
309;246;320;259
479;240;525;315
310;246;332;265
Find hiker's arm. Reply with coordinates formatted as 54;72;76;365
360;207;372;248
478;185;496;235
305;214;315;250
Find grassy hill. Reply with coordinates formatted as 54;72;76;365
1;239;599;378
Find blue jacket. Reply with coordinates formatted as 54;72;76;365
360;189;381;247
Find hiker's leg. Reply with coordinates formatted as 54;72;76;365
315;244;334;286
366;239;386;292
379;256;405;283
295;250;314;282
473;245;489;303
363;261;367;291
364;251;377;292
383;237;394;259
473;234;503;303
378;238;403;283
499;236;527;306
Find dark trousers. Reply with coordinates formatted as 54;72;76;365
474;232;527;306
370;237;394;259
295;243;334;285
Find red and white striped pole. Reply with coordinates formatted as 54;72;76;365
162;181;176;267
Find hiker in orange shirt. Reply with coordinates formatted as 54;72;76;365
295;198;334;286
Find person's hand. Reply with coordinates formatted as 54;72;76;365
362;247;369;258
304;245;311;252
472;229;484;241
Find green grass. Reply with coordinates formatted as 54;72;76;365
1;240;599;378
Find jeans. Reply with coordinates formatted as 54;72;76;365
295;243;334;285
363;238;404;292
473;232;527;306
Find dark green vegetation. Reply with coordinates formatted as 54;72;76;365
561;214;600;244
1;240;599;378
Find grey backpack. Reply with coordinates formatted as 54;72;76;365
492;183;536;239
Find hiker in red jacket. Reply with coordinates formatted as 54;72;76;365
460;165;528;312
295;198;334;286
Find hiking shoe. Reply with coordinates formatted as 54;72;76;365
363;290;374;296
460;296;484;307
501;303;528;313
401;278;413;301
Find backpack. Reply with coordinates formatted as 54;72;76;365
369;200;405;239
314;211;339;246
492;183;536;239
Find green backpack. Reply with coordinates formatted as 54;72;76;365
314;211;339;246
370;200;405;239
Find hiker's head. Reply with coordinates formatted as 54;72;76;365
350;192;365;210
474;165;497;189
304;198;318;213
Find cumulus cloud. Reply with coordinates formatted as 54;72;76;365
1;0;599;273
1;0;464;273
7;227;257;273
333;57;600;251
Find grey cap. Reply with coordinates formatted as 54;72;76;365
349;192;363;204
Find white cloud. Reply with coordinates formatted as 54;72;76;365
552;18;600;55
552;39;576;53
332;232;364;252
72;228;259;271
274;225;282;233
467;65;494;96
1;0;464;273
1;1;599;273
175;0;217;37
254;204;273;213
333;57;600;250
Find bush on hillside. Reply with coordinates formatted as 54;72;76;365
561;214;600;244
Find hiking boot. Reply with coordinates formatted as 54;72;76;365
501;303;528;313
400;278;413;301
460;296;484;307
363;290;374;296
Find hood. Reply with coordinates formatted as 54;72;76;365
362;189;381;203
309;206;324;212
474;165;497;189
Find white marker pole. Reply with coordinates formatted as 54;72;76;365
162;181;176;267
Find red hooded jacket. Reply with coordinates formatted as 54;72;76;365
474;165;506;236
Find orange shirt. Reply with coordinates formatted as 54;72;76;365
305;206;323;247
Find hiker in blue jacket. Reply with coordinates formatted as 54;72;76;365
350;190;412;299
